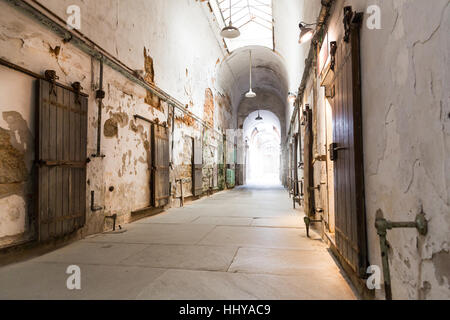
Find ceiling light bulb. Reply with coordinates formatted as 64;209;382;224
221;0;240;39
246;89;256;98
246;50;256;98
221;24;241;39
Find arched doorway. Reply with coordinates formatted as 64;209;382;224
243;110;281;186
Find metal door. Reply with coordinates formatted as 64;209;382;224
152;123;170;207
192;137;203;197
329;8;367;277
37;79;87;242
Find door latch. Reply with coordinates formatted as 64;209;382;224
329;143;347;161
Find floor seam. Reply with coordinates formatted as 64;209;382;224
226;246;241;272
194;225;218;245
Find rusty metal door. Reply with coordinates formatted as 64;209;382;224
37;79;87;242
152;123;170;207
329;8;367;277
192;137;203;197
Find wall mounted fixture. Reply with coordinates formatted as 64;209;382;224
255;111;263;121
298;22;317;44
221;0;241;39
288;92;297;104
245;50;256;98
375;209;428;300
90;191;104;212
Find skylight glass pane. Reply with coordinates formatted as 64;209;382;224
212;0;273;51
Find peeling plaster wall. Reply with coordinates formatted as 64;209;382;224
0;66;35;247
0;0;232;243
356;0;449;300
299;0;450;299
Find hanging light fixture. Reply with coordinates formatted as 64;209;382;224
255;110;263;121
298;22;316;44
245;50;256;98
221;0;240;39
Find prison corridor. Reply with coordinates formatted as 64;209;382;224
0;186;356;300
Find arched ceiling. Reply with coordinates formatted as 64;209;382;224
216;45;289;115
237;90;286;138
243;110;281;142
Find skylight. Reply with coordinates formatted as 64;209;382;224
211;0;273;51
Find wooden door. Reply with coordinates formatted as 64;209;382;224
152;124;170;208
226;136;235;188
192;137;203;197
303;106;315;217
37;79;87;242
327;8;367;277
293;135;299;196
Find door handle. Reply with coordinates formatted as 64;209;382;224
329;143;347;161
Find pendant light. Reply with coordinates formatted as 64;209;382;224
221;0;240;39
255;110;263;121
245;50;256;98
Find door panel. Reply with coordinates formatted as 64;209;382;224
303;106;314;217
152;124;170;208
293;135;299;196
192;138;203;197
328;9;367;277
37;79;87;242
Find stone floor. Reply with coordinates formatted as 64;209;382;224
0;185;357;300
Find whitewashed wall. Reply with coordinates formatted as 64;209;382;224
0;0;233;241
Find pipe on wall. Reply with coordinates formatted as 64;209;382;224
93;58;106;158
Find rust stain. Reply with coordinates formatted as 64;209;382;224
104;112;129;138
143;47;155;84
0;112;33;200
0;127;28;191
175;113;196;127
215;93;232;114
142;47;163;112
203;88;215;127
48;44;61;58
145;91;163;112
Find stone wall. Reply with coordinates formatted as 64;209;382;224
0;0;233;245
293;0;450;299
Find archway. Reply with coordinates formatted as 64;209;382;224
216;45;290;187
243;110;281;186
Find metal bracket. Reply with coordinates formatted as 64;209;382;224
44;70;59;96
90;191;104;212
343;6;353;43
304;216;323;238
375;209;428;300
105;214;118;231
71;82;83;105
